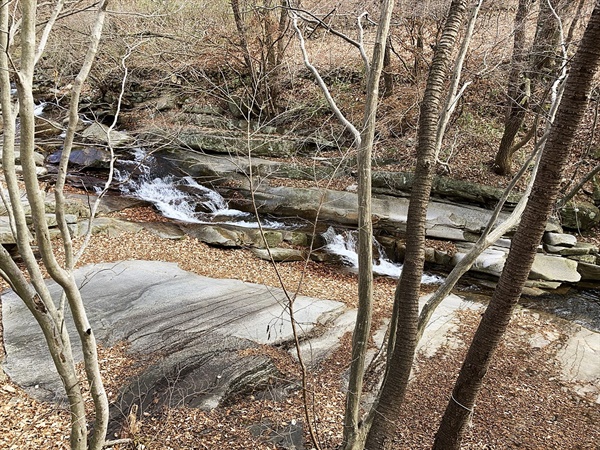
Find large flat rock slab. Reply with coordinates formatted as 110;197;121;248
556;325;600;403
227;185;561;242
1;260;345;405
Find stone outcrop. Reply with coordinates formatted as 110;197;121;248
225;183;562;240
145;128;334;159
559;201;600;231
81;122;134;148
372;170;523;208
2;261;345;408
47;147;112;169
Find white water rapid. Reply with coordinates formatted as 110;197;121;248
322;227;442;283
117;149;285;228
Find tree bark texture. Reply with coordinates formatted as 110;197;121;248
343;3;395;449
434;3;600;448
1;1;111;448
363;0;469;448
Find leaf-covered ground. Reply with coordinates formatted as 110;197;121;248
1;219;598;449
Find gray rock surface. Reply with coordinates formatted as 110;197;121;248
2;261;345;407
47;147;112;169
157;148;283;181
81;122;134;148
175;130;303;158
251;247;305;262
452;243;582;283
556;325;600;403
228;184;562;241
559;201;600;231
372;170;523;208
530;254;581;282
577;262;600;281
544;232;578;247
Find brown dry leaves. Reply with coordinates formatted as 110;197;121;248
1;227;599;449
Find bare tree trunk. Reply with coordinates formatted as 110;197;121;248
362;1;469;447
382;35;394;98
494;0;534;175
0;1;110;448
343;5;396;449
231;0;259;110
495;0;568;175
434;4;600;448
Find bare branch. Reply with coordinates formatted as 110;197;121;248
291;14;361;146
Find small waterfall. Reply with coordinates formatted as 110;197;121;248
34;102;46;116
116;148;288;228
117;149;245;223
322;227;441;283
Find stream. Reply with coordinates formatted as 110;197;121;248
521;288;600;332
32;108;596;332
112;148;600;330
112;148;445;283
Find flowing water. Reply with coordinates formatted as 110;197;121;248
322;226;442;283
68;145;600;327
115;149;443;282
116;149;285;228
521;288;600;332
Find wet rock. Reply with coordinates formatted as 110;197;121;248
47;147;112;169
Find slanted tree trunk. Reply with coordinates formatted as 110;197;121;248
495;0;568;175
494;0;535;175
434;3;600;448
362;0;469;447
